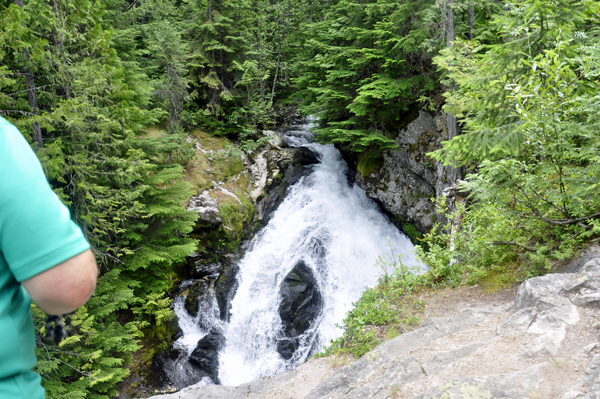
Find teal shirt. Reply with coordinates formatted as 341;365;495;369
0;117;90;398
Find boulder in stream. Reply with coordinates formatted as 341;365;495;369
188;329;225;384
277;260;323;360
183;281;209;317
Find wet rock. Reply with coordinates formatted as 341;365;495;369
189;330;225;384
184;281;209;317
194;262;222;280
215;263;240;322
183;253;222;280
292;146;320;166
254;146;319;223
150;348;207;393
277;261;323;360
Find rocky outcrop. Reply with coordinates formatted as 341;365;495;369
355;111;462;234
188;329;225;384
187;190;222;225
183;130;320;324
277;261;323;360
142;245;600;399
252;145;319;224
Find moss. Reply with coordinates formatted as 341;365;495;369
402;223;423;242
213;157;244;181
219;196;255;240
138;314;179;370
357;148;384;178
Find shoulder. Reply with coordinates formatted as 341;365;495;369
0;116;17;131
0;117;28;148
0;117;39;169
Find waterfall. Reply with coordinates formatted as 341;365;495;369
217;121;423;386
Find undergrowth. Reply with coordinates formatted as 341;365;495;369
316;254;427;358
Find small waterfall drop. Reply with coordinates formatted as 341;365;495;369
218;121;423;386
160;281;222;388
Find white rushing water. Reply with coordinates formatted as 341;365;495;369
172;283;221;356
218;121;423;386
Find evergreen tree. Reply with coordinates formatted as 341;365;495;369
422;0;600;278
296;0;437;153
1;0;198;396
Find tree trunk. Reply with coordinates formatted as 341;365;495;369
446;0;460;184
270;33;285;103
14;0;42;147
468;1;474;40
446;0;455;48
256;7;265;102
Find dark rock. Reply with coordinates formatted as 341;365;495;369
254;147;320;223
215;263;240;322
354;111;464;234
184;281;209;317
194;262;222;280
150;348;207;392
277;261;323;360
292;147;320;166
189;329;225;384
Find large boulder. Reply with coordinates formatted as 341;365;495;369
188;329;225;384
215;261;240;322
277;261;323;360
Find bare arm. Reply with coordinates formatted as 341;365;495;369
22;249;98;315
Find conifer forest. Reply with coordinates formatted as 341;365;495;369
1;0;600;397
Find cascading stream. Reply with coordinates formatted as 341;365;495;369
218;121;423;386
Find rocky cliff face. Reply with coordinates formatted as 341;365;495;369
355;111;462;234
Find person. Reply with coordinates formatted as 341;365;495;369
0;116;98;399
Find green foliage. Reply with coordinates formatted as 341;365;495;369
319;255;424;358
432;0;597;164
296;0;439;153
0;0;200;396
423;0;600;284
401;223;423;244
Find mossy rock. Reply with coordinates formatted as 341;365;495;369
357;149;384;178
184;282;208;317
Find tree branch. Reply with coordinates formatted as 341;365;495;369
486;241;536;252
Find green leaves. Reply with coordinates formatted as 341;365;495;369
422;0;600;284
297;0;437;153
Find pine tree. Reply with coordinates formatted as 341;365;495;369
1;0;199;396
296;0;437;153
